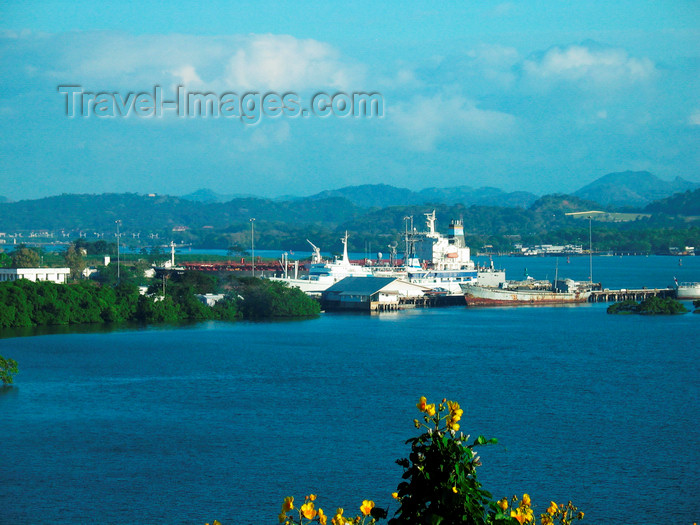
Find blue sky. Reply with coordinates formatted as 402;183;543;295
1;1;698;200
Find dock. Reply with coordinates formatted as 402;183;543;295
588;288;675;302
370;294;464;311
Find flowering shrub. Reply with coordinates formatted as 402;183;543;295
276;494;384;525
210;396;586;525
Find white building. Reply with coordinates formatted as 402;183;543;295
195;293;226;306
0;267;70;284
322;276;431;311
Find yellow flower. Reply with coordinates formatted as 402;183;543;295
426;403;436;416
510;506;534;524
332;508;344;525
318;508;327;525
577;512;585;519
360;500;375;516
278;512;287;523
497;498;508;511
301;501;317;519
282;496;294;512
391;492;400;500
309;494;317;501
416;396;427;412
452;486;458;493
522;493;531;507
547;501;558;515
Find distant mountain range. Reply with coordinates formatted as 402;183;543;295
181;184;539;208
180;188;258;203
0;171;697;238
573;171;699;209
180;171;698;210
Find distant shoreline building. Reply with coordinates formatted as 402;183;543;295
0;267;70;284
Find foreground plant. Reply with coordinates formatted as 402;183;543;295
276;494;385;525
204;395;585;525
390;397;503;524
390;397;585;525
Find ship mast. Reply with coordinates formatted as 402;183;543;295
588;216;593;284
340;231;350;266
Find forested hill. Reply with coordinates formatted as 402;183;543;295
574;171;699;208
178;172;699;209
0;193;363;231
1;189;698;254
0;191;606;233
644;188;700;216
272;184;539;209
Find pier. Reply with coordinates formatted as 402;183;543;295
588;288;675;302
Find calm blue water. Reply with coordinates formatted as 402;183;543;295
1;257;699;524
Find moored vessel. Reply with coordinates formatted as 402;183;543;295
674;280;700;300
460;278;593;306
269;233;372;295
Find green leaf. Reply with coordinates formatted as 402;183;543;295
429;514;444;525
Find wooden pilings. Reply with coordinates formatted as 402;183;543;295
588;288;674;302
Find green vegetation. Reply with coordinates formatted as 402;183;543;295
644;188;700;216
11;245;40;268
273;397;585;525
0;355;18;385
607;296;689;315
0;275;319;329
233;278;321;319
0;183;699;255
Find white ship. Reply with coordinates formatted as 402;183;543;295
398;211;504;294
674;279;700;300
272;211;505;296
269;233;372;295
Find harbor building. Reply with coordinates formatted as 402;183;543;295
0;267;71;284
321;276;431;311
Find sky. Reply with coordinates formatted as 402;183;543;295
1;1;698;200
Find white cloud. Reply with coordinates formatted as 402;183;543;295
392;93;516;152
689;110;700;126
463;44;520;87
491;3;516;17
224;34;361;91
170;65;203;86
523;44;655;86
232;121;291;152
5;31;362;92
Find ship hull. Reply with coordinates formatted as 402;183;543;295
461;284;591;306
676;284;700;300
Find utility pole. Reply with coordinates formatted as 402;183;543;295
588;216;593;284
115;219;121;284
403;215;412;265
250;218;255;277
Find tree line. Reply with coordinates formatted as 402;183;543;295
0;275;320;329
